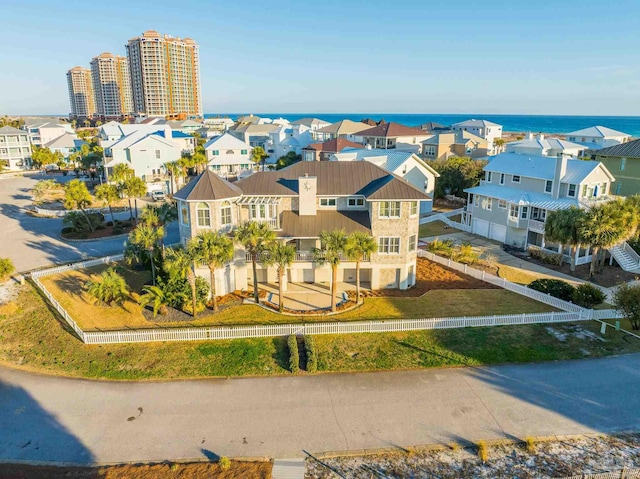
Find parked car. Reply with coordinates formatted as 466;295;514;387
150;190;166;202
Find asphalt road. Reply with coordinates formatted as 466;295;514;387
1;354;639;464
0;174;179;272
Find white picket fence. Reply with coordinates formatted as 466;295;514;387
420;208;471;232
558;469;640;479
30;254;124;279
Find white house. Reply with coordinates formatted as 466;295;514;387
505;133;588;158
267;124;313;161
0;126;31;171
44;132;88;160
451;119;503;155
25;120;74;147
565;126;632;149
331;148;439;213
203;133;254;177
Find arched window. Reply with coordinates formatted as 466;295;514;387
220;201;232;226
226;149;234;154
180;205;189;225
197;202;211;227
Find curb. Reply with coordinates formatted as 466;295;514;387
57;233;129;243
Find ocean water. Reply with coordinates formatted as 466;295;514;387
205;113;640;137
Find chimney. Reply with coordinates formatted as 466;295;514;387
552;154;567;199
298;175;317;216
537;133;545;141
527;132;533;140
365;144;372;150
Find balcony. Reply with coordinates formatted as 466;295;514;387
251;218;279;230
245;251;370;263
528;219;546;234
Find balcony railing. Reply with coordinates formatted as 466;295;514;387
528;219;546;234
251;218;279;229
245;251;370;263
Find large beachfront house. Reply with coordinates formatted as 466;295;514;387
0;126;32;171
566;126;631;150
595;139;640;196
464;153;615;266
203;133;254;178
505;133;588;158
451;119;503;154
173;161;428;295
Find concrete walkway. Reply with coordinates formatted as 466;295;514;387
2;354;640;464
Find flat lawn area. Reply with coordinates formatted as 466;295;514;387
1;284;639;380
419;220;460;238
496;264;540;285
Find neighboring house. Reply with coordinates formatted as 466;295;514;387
302;138;363;162
164;130;197;155
419;122;448;133
267;124;312;161
174;161;428;295
595;139;640;196
566;126;631;149
0;126;31;170
421;130;488;160
167;119;203;134
229;123;281;150
464;153;615;266
200;117;235;137
290;118;331;140
314;120;370;142
25;121;74;147
104;130;180;193
355;122;431;153
44;133;87;160
451;119;503;154
203;133;254;178
331;148;439;213
505;133;588;158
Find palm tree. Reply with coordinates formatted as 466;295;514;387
544;207;585;272
85;268;130;305
345;232;377;304
234;221;276;304
191;152;208;175
251;146;268;171
157;202;178;225
138;285;187;317
314;230;348;313
128;224;165;285
164;161;182;194
190;231;234;312
493;138;506;154
140;205;160;227
178;155;194;179
120;176;148;221
94;183;119;224
63;179;95;232
164;247;199;318
262;242;296;312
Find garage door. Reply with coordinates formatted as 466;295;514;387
489;223;507;243
472;218;489;237
303;269;314;283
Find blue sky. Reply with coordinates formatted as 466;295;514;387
1;0;640;115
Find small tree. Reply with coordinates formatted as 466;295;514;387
0;159;7;173
128;224;165;285
191;152;208;175
85;268;130;305
234;221;276;304
262;242;296;312
94;183;119;224
31;146;57;171
0;258;15;282
190;231;234;312
572;283;606;308
31;179;58;202
345;232;377;304
120;176;147;220
164;247;199;318
63;179;95;232
138;285;187;317
140;205;160;227
544;207;584;272
314;230;348;312
157;202;178;225
288;335;300;373
251;146;268;171
613;283;640;330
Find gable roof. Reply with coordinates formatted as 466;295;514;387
173;170;243;201
44;132;86;149
421;130;485;145
316;119;371;136
332;148;440;177
356;122;427;138
595;138;640;158
109;131;176;150
506;137;588;151
566;126;630;138
290;118;330;128
0;126;25;134
485;153;613;183
234;161;428;200
204;132;252;150
452;119;501;128
303;138;363;153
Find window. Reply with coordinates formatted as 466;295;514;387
568;184;577;197
211;150;219;156
408;234;416;253
180;205;189;225
582;184;588;197
211;164;221;171
621;158;627;171
241;149;247;155
424;145;436;156
500;173;505;185
347;197;365;207
498;200;507;209
486;171;492;182
155;149;161;159
512;175;521;183
509;204;519;218
197;202;211;227
379;201;401;218
485;198;492;211
410;202;418;216
319;198;336;207
520;206;528;219
473;195;479;207
545;180;552;193
220;201;232;226
378;237;400;254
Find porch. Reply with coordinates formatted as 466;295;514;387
259;281;370;311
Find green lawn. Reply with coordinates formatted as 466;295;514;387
419;220;461;238
1;284;638;380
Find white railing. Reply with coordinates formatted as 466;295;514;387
81;311;584;345
33;206;129;218
591;309;624;320
30;254;124;279
609;242;640;271
31;276;86;342
419;208;471;232
253;218;279;229
528;219;545;234
245;251;369;263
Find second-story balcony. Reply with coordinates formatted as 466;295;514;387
528;219;546;234
245;251;370;263
251;217;279;230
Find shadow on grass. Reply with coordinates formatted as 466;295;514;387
271;337;290;371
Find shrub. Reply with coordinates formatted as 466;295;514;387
288;335;299;373
525;436;536;454
613;283;640;330
105;221;114;227
572;283;606;308
0;258;15;282
427;238;455;257
112;226;124;235
85;268;130;305
453;243;479;264
477;440;488;462
218;456;231;470
528;278;575;302
528;247;563;265
305;335;317;373
63;211;104;234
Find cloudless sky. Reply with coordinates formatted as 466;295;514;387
1;0;640;115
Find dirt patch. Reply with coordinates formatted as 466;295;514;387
0;281;18;305
0;459;271;479
355;257;500;298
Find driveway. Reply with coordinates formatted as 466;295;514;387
0;174;178;272
1;354;640;464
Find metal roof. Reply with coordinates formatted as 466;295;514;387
0;126;25;134
278;210;371;238
356;122;426;138
566;126;630;138
173;170;243;201
452;119;501;128
203;132;251;150
485;153;609;183
464;185;579;211
316;119;371;136
595;139;640;158
332;148;440;178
